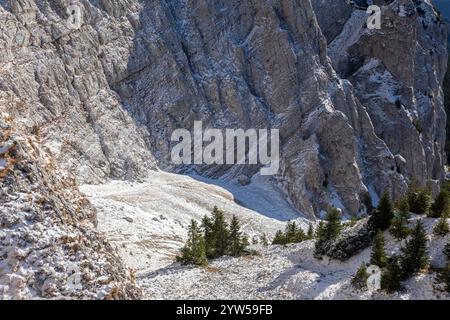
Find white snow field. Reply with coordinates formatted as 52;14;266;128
80;171;309;273
81;171;450;300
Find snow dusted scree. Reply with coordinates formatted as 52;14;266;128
171;121;280;175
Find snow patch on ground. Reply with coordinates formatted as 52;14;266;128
82;171;449;300
81;171;308;274
139;236;448;300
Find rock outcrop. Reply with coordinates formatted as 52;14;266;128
0;110;141;299
314;219;373;261
0;0;419;217
314;0;448;193
0;0;157;185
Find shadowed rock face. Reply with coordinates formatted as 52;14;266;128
311;0;353;42
0;0;445;220
314;0;448;193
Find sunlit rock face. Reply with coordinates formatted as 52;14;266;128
1;0;445;221
313;0;448;194
0;112;142;299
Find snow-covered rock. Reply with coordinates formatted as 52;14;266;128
0;113;141;299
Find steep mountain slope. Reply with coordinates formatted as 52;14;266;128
314;0;448;188
0;0;412;217
94;191;445;300
0;111;141;299
0;0;448;300
79;172;449;300
433;0;450;163
0;0;157;184
139;236;448;300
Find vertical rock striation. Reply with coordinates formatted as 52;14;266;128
314;0;448;193
1;0;447;299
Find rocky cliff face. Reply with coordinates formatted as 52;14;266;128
314;0;448;192
1;0;421;217
0;0;447;298
0;0;157;185
0;110;141;299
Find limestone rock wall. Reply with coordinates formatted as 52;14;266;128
1;0;445;216
314;0;448;192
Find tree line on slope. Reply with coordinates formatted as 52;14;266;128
270;207;343;250
351;181;450;293
352;221;429;293
271;221;314;245
369;180;449;235
354;225;450;293
176;181;449;293
176;206;250;266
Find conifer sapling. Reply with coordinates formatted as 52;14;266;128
352;262;369;290
177;219;208;266
369;192;394;231
433;217;449;236
381;255;402;293
400;220;428;277
430;190;449;218
370;231;388;268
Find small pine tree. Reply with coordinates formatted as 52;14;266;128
323;207;342;241
272;230;287;245
273;221;306;245
440;244;450;292
202;214;214;258
416;190;432;215
314;208;342;255
228;215;247;256
177;219;208;266
390;199;411;240
352;262;369;290
396;198;411;220
307;223;314;240
242;235;250;251
260;233;269;246
315;221;326;239
433;217;450;236
211;207;229;258
408;182;431;215
285;221;305;243
369;192;394;231
285;221;298;243
381;255;402;293
406;179;419;212
430;190;449;218
295;228;306;243
370;231;388;268
400;220;429;277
